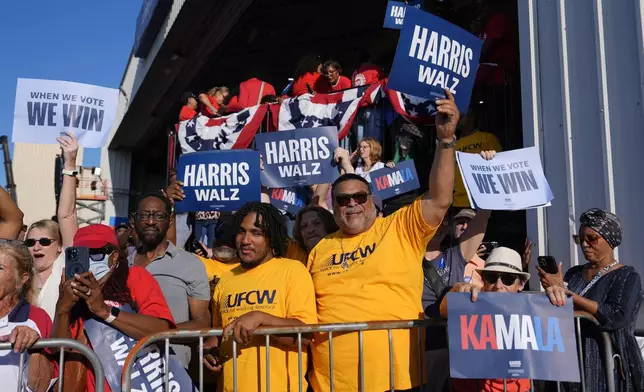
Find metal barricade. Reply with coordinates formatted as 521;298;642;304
0;338;105;392
121;313;617;392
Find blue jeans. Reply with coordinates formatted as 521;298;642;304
194;219;217;248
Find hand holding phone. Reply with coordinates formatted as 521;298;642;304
65;247;90;280
537;256;559;275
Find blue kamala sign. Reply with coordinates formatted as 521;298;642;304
269;187;309;215
387;7;483;113
175;150;261;213
447;292;581;382
370;160;420;200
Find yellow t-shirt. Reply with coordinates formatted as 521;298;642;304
284;238;308;264
213;257;317;392
454;130;503;207
307;197;439;392
198;255;240;284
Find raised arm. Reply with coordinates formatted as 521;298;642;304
421;90;460;227
56;132;79;247
458;209;491;261
0;186;23;239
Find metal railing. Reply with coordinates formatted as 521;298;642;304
0;338;105;392
121;313;617;392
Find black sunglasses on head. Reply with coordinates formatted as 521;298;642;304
24;238;55;248
335;191;370;207
481;271;519;286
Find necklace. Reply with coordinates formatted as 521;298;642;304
579;260;618;297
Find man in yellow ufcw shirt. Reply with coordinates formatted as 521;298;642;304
206;202;317;392
307;90;460;392
453;109;503;207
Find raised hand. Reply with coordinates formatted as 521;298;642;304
435;89;460;142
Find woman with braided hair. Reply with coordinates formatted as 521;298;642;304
539;208;644;391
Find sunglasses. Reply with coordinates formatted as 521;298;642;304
335;192;370;207
133;211;170;221
572;234;600;246
24;238;55;248
482;272;519;286
88;246;116;261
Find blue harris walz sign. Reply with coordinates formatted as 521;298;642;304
175;150;261;213
447;292;581;382
370;160;420;200
269;187;309;215
387;7;483;113
256;127;339;188
383;1;423;30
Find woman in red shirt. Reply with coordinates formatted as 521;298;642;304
323;60;352;92
198;86;229;117
291;54;327;96
52;224;175;392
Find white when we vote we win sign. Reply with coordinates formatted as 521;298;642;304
12;78;118;148
456;147;554;210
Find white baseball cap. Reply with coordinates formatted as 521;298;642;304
476;247;531;280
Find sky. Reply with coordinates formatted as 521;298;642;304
0;1;142;186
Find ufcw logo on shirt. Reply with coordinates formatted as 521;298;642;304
224;290;277;308
324;243;377;270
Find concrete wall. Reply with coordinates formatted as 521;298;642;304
519;0;644;329
13;143;83;225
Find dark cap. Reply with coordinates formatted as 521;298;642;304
214;221;236;249
181;92;197;104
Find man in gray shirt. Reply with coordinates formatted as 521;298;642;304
130;192;211;368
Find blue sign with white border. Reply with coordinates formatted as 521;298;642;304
256;127;339;188
175;150;261;213
370;160;420;200
387;7;482;113
269;187;309;216
447;292;580;382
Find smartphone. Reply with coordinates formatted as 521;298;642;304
65;247;90;280
537;256;559;274
479;241;499;255
192;239;208;256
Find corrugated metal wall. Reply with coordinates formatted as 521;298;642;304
519;0;644;328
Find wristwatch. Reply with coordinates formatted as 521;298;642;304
104;306;120;324
61;169;78;176
436;135;457;149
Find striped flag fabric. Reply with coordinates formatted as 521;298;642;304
278;82;383;140
177;104;268;153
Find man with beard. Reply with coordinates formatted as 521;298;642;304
307;90;459;392
130;192;211;369
204;202;316;391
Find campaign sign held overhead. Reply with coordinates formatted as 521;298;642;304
256;126;339;188
12;78;118;148
175;150;261;213
456;147;554;210
447;292;580;382
384;1;410;30
387;8;482;112
384;0;423;29
269;187;309;216
370;160;420;200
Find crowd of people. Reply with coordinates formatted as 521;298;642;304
0;1;642;391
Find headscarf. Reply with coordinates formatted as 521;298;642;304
579;208;622;248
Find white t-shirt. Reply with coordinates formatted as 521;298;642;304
35;252;64;320
354;161;385;183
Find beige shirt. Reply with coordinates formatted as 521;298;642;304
35;252;65;320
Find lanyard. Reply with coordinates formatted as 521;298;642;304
579;260;618;297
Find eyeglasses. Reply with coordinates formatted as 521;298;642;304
24;238;55;248
133;212;169;221
572;234;600;246
335;192;370;207
482;272;519;286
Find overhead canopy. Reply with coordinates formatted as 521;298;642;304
110;0;406;150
